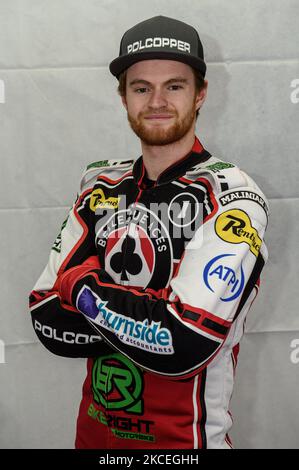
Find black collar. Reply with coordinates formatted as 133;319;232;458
133;145;212;188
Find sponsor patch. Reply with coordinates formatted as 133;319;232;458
219;190;269;217
127;37;191;54
87;404;155;442
90;188;120;211
87;160;110;170
76;285;174;355
92;353;144;413
52;215;69;253
203;253;245;302
206;162;235;173
86;159;134;171
215;209;262;257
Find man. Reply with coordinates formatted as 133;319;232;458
29;16;269;449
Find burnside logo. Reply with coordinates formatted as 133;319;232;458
97;301;173;352
77;285;174;354
127;37;191;54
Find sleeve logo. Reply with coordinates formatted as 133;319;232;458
215;209;262;257
203;253;245;302
51;215;69;253
76;285;174;355
206;162;235;173
90;188;120;211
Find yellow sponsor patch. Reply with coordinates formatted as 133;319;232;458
90;189;120;211
215;209;262;257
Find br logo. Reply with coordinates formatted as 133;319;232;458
92;353;144;414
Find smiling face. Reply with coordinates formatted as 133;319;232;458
121;60;207;146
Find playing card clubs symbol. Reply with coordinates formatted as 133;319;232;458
111;234;142;280
105;224;155;286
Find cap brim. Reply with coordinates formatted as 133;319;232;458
109;51;206;79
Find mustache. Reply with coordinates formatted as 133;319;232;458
140;110;177;118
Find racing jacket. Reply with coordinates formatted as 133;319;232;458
29;137;269;449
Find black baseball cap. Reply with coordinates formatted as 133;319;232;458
109;16;206;79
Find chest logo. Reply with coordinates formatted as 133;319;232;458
90;188;120;211
168;192;201;228
95;205;173;289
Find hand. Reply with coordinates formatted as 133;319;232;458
54;256;102;305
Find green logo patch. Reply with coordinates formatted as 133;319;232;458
92;353;144;414
86;160;110;170
206;162;235;173
51;215;69;253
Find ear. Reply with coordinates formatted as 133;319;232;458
195;79;208;111
121;94;128;111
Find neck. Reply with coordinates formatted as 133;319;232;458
140;128;196;181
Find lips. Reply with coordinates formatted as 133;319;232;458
144;115;175;119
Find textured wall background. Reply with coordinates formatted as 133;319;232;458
0;0;298;448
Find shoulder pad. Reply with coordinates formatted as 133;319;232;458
80;158;134;192
85;159;134;171
186;155;247;193
187;155;270;223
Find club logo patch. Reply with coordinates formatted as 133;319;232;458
95;205;173;289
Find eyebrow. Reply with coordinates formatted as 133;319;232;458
128;77;189;87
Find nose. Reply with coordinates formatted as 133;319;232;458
147;87;168;109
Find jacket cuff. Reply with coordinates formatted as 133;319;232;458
55;255;102;306
57;265;95;305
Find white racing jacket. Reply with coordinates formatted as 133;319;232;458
30;137;269;449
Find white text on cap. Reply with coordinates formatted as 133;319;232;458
127;37;191;54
